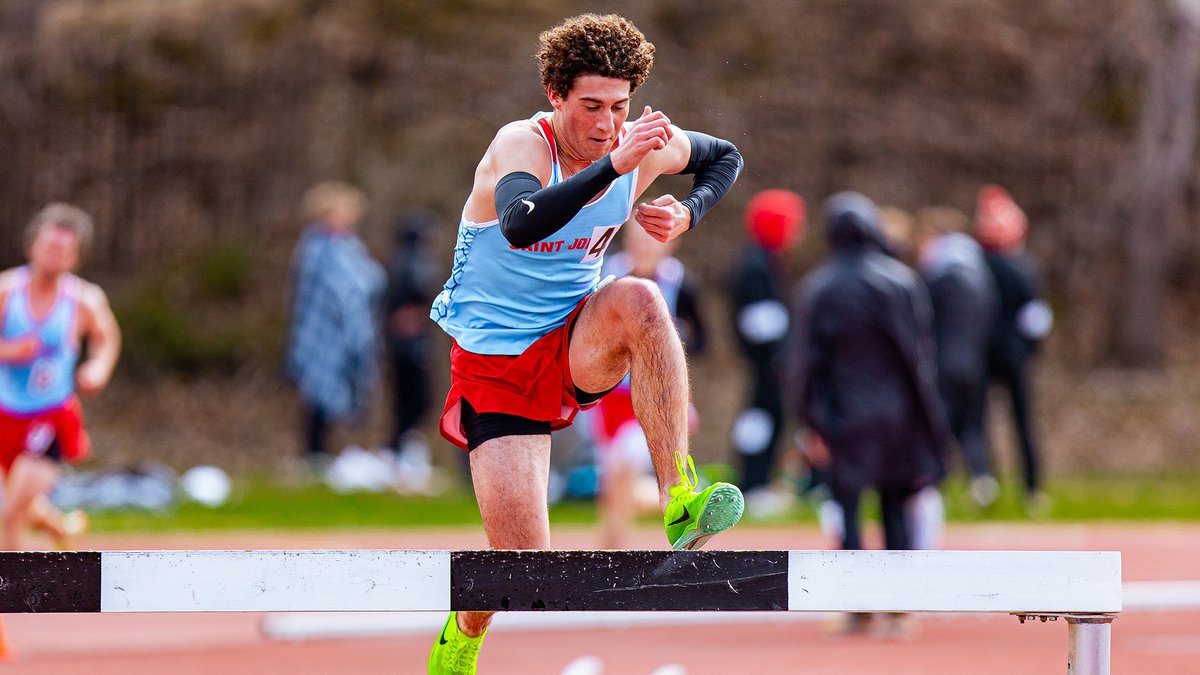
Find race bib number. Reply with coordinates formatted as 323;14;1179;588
579;225;621;264
29;358;61;396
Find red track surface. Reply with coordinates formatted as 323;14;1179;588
3;523;1199;674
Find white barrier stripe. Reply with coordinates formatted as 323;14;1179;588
99;550;451;612
788;550;1122;613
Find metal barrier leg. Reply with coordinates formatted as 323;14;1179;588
1067;615;1114;675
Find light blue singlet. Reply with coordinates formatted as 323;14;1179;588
431;112;639;355
0;267;81;415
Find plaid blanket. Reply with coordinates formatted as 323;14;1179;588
285;226;385;419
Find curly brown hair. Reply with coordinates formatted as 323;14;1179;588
536;14;655;99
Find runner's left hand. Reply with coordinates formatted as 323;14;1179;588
76;360;110;396
635;194;690;242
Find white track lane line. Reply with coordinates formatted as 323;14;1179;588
261;580;1200;642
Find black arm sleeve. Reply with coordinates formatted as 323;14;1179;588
494;155;620;248
680;131;743;230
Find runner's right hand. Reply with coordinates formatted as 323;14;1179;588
0;335;41;363
610;106;673;174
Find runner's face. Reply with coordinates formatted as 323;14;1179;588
549;75;632;162
322;205;361;235
28;225;80;276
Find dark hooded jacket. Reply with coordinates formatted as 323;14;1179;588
385;213;441;354
921;233;998;396
788;193;950;493
983;248;1044;372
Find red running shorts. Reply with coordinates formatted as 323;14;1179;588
439;297;599;451
0;395;91;473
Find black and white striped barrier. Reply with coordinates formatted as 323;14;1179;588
0;550;1121;674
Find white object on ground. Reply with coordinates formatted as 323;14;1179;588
324;446;394;493
818;498;844;544
179;465;231;507
905;486;945;550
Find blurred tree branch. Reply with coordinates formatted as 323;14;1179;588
1100;0;1200;367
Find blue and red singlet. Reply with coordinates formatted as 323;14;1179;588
0;267;90;470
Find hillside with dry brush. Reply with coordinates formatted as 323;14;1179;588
2;0;1198;474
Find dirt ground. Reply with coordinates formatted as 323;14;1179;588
3;523;1198;674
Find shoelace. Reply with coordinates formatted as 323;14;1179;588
674;451;698;492
443;633;482;671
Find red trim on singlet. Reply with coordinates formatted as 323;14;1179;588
534;116;627;207
8;270;83;352
535;116;624;170
536;117;558;165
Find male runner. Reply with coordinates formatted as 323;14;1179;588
427;14;743;674
0;203;121;551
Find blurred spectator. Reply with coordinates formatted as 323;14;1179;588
383;211;441;488
974;185;1053;514
729;189;805;517
592;224;707;548
789;192;949;548
914;206;1000;508
0;203;121;551
788;193;950;632
284;182;385;476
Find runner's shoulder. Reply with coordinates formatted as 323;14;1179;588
0;268;22;296
485;120;552;178
74;278;111;312
492;119;545;150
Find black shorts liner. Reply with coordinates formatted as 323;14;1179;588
461;384;614;450
44;439;62;463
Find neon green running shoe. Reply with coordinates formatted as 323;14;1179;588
664;451;744;551
428;611;486;674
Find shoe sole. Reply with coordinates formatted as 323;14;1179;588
54;510;90;551
671;484;744;551
62;510;89;536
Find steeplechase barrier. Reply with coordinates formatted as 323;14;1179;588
0;549;1121;674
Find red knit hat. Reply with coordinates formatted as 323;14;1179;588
745;189;805;252
974;184;1027;250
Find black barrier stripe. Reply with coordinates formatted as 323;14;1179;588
0;551;102;613
451;550;789;611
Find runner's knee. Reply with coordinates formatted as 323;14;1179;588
609;277;669;332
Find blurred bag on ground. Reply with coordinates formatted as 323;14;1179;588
50;462;177;511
